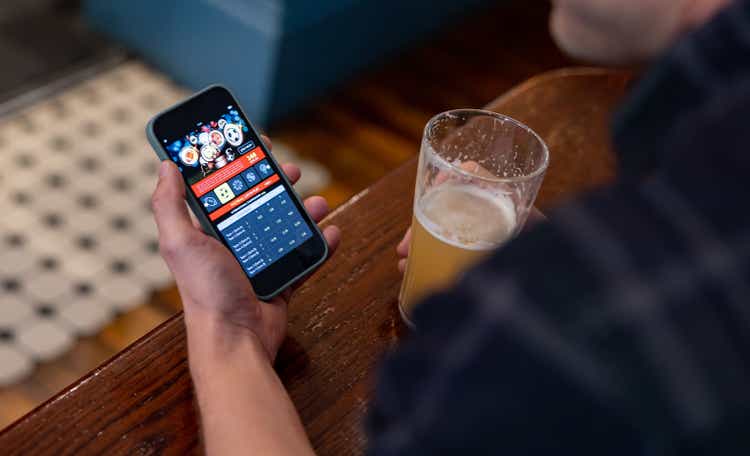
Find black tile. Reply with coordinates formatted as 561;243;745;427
145;239;159;254
111;176;132;192
111;215;131;231
5;232;25;247
15;152;36;168
80;156;101;171
76;234;97;250
36;304;56;318
40;256;59;271
0;328;14;342
77;193;99;209
2;278;21;293
111;259;130;274
113;140;131;156
45;173;66;188
74;281;93;296
42;212;64;228
12;190;32;205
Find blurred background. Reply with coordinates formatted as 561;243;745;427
0;0;572;429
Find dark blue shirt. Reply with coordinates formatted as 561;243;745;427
367;1;750;454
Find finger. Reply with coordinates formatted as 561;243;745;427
260;134;273;150
396;228;411;258
281;163;301;185
434;160;493;186
304;196;329;223
152;161;198;245
398;258;407;274
459;160;494;179
322;225;341;256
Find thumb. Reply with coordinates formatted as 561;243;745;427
152;161;198;257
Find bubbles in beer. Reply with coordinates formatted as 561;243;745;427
416;183;516;250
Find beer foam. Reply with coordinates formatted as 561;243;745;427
415;183;516;250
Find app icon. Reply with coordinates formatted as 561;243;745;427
224;123;243;146
242;169;258;186
200;144;220;162
256;160;273;177
209;130;225;148
179;145;199;166
228;176;247;194
213;183;235;204
200;191;220;213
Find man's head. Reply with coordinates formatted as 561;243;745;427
550;0;731;64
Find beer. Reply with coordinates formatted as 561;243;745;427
400;109;548;327
399;183;516;323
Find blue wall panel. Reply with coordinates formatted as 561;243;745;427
85;0;491;125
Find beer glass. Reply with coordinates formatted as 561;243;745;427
399;109;549;326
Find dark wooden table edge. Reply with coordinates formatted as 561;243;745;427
487;66;634;110
0;311;186;437
0;158;417;438
0;64;635;445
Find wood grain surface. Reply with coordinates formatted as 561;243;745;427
0;67;633;455
0;0;571;429
0;2;572;429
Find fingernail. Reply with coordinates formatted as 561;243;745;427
159;161;170;178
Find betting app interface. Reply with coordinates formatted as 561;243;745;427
164;106;313;277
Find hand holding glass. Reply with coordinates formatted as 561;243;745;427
399;109;549;326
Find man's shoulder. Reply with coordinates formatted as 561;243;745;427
370;157;750;453
366;72;750;456
368;203;645;455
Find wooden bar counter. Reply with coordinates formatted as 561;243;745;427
0;68;632;455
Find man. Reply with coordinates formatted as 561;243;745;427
151;0;749;453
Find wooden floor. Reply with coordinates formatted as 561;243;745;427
0;1;572;430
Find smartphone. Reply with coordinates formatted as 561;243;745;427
146;85;328;300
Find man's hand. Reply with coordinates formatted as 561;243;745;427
151;139;338;455
151;139;341;362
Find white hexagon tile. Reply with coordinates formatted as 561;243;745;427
0;61;329;386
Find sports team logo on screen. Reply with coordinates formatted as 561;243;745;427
166;107;252;182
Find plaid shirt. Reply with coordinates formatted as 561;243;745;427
367;1;750;454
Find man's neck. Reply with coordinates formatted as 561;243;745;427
681;0;732;31
612;0;750;179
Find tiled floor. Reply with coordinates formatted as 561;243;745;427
0;61;329;386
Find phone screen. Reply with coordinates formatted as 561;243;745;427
150;87;326;297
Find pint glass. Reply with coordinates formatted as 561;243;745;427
399;109;549;326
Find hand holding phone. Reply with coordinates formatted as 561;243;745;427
147;86;340;359
151;142;341;361
147;86;330;300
